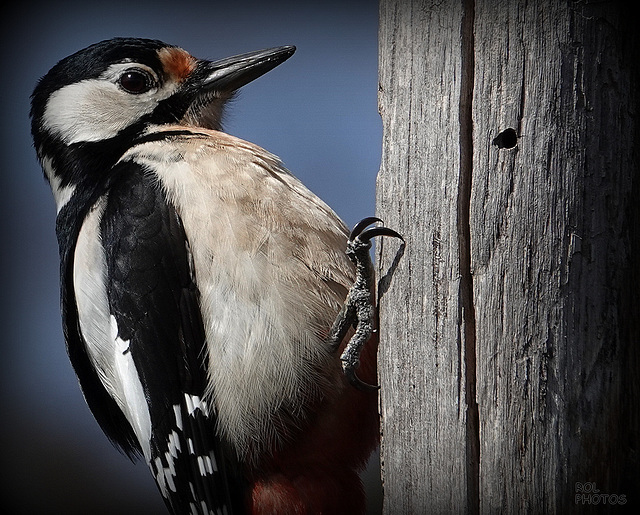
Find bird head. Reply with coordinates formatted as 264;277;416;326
30;38;295;203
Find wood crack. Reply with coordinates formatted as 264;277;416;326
458;0;480;512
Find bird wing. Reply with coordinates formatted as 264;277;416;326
75;160;242;514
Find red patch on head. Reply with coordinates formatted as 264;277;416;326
158;47;197;82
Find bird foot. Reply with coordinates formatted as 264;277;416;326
328;217;403;391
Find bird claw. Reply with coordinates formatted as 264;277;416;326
342;344;380;392
329;217;403;392
349;216;382;240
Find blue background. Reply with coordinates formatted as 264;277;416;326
0;1;382;512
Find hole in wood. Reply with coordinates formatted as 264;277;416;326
492;128;518;149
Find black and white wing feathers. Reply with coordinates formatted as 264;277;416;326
66;162;242;515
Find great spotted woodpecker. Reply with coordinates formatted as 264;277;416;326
30;38;401;514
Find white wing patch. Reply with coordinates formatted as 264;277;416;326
74;197;151;461
74;198;114;390
110;315;152;461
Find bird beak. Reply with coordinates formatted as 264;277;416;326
200;45;296;92
180;45;295;129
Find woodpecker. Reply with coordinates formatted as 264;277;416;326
30;38;401;515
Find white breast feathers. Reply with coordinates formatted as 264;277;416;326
120;126;355;458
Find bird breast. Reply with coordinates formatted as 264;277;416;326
119;126;355;458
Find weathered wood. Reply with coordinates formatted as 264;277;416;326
376;0;476;512
376;0;639;513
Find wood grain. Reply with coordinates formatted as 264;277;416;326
376;1;639;512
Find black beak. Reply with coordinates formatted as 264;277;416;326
200;45;296;92
178;45;295;130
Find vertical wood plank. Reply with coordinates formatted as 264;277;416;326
376;0;476;512
471;1;639;512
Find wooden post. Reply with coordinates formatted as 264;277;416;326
376;1;639;513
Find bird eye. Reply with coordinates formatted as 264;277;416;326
118;70;154;94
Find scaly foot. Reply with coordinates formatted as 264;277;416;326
328;217;403;391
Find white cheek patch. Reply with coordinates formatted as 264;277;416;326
42;62;178;145
43;79;152;144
